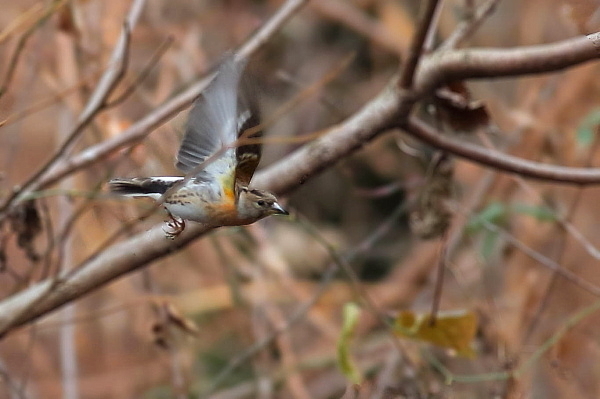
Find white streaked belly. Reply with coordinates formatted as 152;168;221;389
164;202;211;223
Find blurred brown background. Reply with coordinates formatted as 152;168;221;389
1;0;600;398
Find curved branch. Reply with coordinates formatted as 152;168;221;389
20;0;308;195
440;0;501;50
0;225;206;336
35;33;600;196
0;1;141;218
1;32;600;336
254;85;405;194
0;0;312;337
0;83;402;337
416;33;600;93
398;0;441;89
403;117;600;184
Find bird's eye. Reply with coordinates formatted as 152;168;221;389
257;200;266;207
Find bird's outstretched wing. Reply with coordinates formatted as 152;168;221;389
176;58;243;186
176;57;262;197
234;75;262;188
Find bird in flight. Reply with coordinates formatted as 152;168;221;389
109;57;288;239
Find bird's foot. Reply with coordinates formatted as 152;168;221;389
163;214;186;240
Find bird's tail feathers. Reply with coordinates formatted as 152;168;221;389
108;177;183;198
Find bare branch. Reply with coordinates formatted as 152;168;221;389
105;36;174;107
0;226;198;336
36;33;600;198
483;222;600;297
0;0;311;337
236;0;308;61
416;33;600;93
440;0;501;50
0;0;68;99
12;0;309;199
1;25;599;336
398;0;442;89
0;7;137;218
402;116;600;185
0;82;401;336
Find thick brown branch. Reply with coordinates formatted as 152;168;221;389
22;0;309;194
1;32;600;336
402;117;600;185
416;33;600;93
0;0;311;337
253;85;406;194
36;33;599;195
0;84;404;336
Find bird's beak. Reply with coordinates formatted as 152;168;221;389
271;202;289;215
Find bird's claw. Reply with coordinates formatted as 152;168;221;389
163;214;185;240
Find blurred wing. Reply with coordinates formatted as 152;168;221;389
235;77;262;187
176;57;245;186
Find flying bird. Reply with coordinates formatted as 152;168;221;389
109;58;287;239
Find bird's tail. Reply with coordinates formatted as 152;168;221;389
108;177;183;198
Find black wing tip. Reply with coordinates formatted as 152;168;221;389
108;179;142;195
108;178;178;195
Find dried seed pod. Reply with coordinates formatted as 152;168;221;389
410;153;454;239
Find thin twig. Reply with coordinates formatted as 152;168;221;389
483;222;600;297
398;0;441;89
402;116;600;185
30;32;600;195
16;0;309;197
440;0;501;50
201;202;408;396
105;35;174;107
524;128;600;341
0;0;68;99
429;230;448;324
0;22;133;217
0;0;311;338
0;0;147;220
423;0;445;52
0;3;44;44
0;71;100;128
0;22;599;338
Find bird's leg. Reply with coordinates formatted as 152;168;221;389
163;211;186;240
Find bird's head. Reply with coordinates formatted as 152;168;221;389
237;187;288;221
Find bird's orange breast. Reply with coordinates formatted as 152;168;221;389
222;185;236;203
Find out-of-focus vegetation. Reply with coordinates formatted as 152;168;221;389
1;0;600;398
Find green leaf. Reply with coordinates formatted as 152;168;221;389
511;203;556;222
576;108;600;147
467;202;507;232
480;230;500;261
337;303;362;384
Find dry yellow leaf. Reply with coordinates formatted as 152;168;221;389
394;309;478;357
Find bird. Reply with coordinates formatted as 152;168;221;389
108;57;288;239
